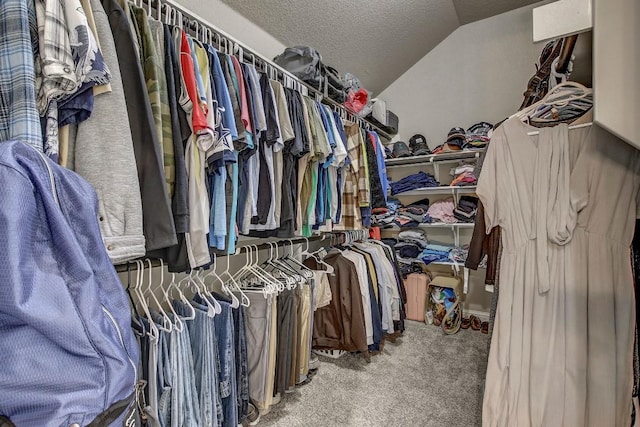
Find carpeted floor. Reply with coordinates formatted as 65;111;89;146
259;320;489;427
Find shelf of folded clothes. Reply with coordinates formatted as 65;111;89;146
390;185;477;196
430;261;486;269
418;222;475;228
385;148;485;167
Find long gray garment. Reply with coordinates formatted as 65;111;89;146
70;0;145;263
479;118;639;427
244;292;272;408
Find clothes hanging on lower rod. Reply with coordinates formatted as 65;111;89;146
303;239;407;358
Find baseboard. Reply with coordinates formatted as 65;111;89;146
464;309;490;322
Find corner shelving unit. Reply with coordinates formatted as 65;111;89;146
385;149;486;294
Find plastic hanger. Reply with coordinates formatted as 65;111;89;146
194;269;222;317
282;240;314;280
134;260;159;340
246;244;282;294
213;252;241;308
308;238;335;275
249;244;282;293
514;81;592;121
169;272;196;321
144;259;172;333
161;271;184;332
233;245;270;297
262;243;297;290
221;251;250;307
205;253;240;309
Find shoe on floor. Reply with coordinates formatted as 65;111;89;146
246;403;260;426
308;355;320;370
271;393;281;405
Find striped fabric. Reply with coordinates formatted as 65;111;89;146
0;0;43;152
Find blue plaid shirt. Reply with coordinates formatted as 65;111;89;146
0;0;43;152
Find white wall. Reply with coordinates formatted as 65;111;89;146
380;3;545;148
173;0;286;60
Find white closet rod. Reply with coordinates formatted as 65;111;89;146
526;122;592;136
158;0;384;137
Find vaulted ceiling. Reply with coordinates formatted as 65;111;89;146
222;0;542;94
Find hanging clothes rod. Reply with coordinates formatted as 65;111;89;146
114;234;328;272
144;0;389;139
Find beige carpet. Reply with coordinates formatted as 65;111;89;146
259;320;489;427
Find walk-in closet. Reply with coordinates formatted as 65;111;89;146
0;0;638;426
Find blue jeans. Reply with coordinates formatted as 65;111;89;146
208;298;238;427
168;312;201;427
232;304;249;423
156;327;172;427
174;300;220;427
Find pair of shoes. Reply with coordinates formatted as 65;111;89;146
246;403;260;426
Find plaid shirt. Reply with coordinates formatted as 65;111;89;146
0;0;43;152
336;122;368;230
35;0;77;113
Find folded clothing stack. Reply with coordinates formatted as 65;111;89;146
396;199;432;227
398;229;429;249
448;245;469;263
451;163;477;186
453;196;478;223
371;204;392;227
396;229;430;266
430;122;493;154
465;122;493;149
427;197;457;224
420;243;453;264
390;171;439;195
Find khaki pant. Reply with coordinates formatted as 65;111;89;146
298;284;311;378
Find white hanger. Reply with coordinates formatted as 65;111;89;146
207;252;240;309
169;272;196;321
308;241;335;275
195;269;222;316
248;244;282;294
233;245;269;297
251;244;282;293
134;260;159;340
218;252;244;308
144;259;172;333
161;270;184;332
283;239;314;280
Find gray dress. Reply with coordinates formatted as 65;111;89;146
478;117;639;427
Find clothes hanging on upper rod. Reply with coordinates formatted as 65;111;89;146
0;0;389;270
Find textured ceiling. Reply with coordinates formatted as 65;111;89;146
222;0;542;94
